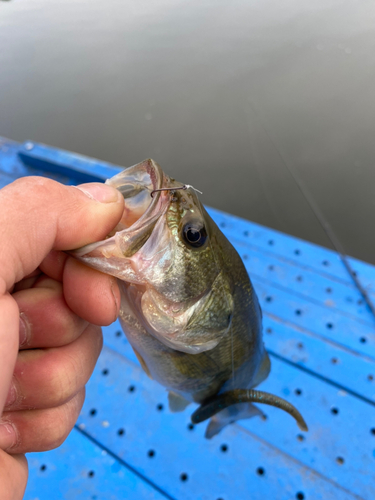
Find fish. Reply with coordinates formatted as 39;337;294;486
73;158;308;438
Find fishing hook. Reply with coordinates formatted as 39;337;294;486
150;185;203;198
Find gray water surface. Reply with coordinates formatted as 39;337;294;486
1;0;375;264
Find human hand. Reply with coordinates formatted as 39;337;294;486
0;176;124;499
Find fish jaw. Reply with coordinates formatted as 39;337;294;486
71;159;172;281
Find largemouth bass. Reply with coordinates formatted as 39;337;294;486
73;159;307;438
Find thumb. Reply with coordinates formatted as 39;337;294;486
0;176;123;414
0;176;124;289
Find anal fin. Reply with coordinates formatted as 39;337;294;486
205;403;264;439
168;392;191;413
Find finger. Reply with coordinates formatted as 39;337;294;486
4;324;102;411
39;250;68;282
39;254;120;325
0;451;28;499
12;274;41;293
12;269;43;293
1;388;85;454
63;258;120;326
12;277;88;349
0;177;124;290
0;177;123;413
0;294;19;414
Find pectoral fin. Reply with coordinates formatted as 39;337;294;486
132;348;152;379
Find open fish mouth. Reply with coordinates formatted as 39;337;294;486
106;158;165;233
72;159;171;278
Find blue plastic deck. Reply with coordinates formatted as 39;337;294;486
0;137;374;500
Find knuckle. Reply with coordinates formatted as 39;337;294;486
43;420;69;451
41;353;80;408
42;391;84;451
50;366;75;404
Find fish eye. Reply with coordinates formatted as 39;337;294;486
182;222;207;248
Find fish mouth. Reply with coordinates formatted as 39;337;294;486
106;158;165;234
72;159;171;275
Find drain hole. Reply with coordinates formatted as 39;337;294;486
128;385;135;392
326;287;332;293
266;327;272;334
368;375;374;381
360;337;367;343
331;357;338;364
157;403;164;411
326;323;333;329
40;464;47;472
256;467;265;475
295;389;302;396
370;428;375;435
148;450;155;458
243;230;249;237
336;456;344;465
294;249;300;255
88;471;95;478
295;309;302;316
268;239;274;245
243;254;248;260
116;330;122;337
187;423;194;431
89;408;97;416
265;296;272;302
331;407;339;415
297;434;305;442
117;428;125;436
220;222;226;228
297;342;304;349
220;444;228;452
322;260;329;266
268;265;274;271
296;276;303;282
180;473;188;482
296;493;305;500
102;369;109;376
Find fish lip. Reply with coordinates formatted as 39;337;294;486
107;158;166;234
136;159;164;219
